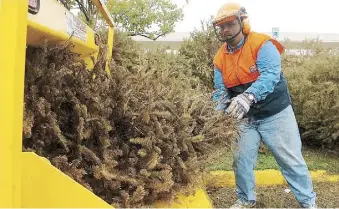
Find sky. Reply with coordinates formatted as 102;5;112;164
171;0;339;33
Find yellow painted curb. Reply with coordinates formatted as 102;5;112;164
204;169;339;188
152;187;214;208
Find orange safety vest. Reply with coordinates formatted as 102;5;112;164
213;32;285;88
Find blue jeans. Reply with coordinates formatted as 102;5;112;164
232;105;316;207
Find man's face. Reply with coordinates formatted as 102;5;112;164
216;17;241;41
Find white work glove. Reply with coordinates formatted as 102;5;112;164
225;93;254;119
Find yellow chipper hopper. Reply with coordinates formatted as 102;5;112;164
0;0;212;207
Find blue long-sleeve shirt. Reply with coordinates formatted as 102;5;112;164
213;38;282;111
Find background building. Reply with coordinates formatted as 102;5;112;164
132;32;339;55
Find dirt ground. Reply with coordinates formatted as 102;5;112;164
207;181;339;208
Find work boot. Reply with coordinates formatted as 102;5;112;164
230;199;256;208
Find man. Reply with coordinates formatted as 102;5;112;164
212;2;317;208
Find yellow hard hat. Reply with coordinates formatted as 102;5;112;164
213;2;251;35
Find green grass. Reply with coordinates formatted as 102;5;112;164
207;147;339;173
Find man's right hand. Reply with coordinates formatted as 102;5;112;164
225;93;253;119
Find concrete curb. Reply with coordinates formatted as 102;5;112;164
152;169;339;208
204;169;339;188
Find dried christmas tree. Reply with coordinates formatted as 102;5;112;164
23;33;238;207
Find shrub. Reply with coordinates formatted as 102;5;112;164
179;17;222;91
283;40;339;149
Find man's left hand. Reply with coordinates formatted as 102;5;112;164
225;93;254;119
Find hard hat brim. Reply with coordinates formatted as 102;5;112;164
214;15;237;26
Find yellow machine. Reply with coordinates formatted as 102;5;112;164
0;0;212;207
